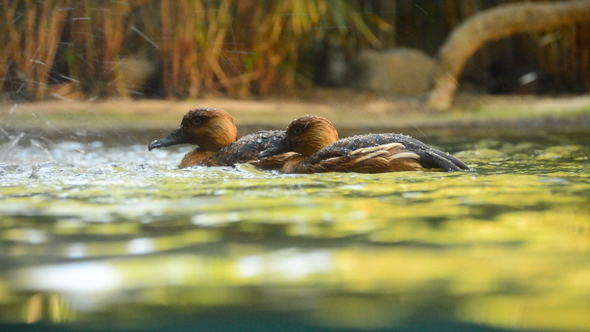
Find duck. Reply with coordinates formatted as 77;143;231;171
257;115;471;173
148;108;286;168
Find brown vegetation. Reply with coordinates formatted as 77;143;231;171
1;0;68;100
1;0;590;106
0;0;381;101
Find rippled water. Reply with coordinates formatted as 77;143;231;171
0;130;589;332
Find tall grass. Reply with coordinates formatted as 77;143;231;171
155;0;382;98
1;0;68;100
1;0;588;101
0;0;381;101
158;0;236;98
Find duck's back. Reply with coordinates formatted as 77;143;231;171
306;133;470;172
204;130;286;166
337;133;431;151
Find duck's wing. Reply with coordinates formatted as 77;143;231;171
294;142;421;173
340;134;470;171
250;152;301;170
338;133;431;151
205;130;286;166
305;134;471;172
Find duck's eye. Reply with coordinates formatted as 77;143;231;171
193;117;202;124
293;127;303;134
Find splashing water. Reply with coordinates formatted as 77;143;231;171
0;130;589;331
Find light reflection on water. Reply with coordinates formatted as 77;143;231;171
0;133;589;331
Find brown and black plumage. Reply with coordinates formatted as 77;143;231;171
148;108;285;168
258;115;471;173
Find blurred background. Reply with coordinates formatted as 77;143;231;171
1;0;589;102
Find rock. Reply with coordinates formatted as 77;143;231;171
117;56;157;95
346;48;436;97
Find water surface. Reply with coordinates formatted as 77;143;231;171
0;129;589;331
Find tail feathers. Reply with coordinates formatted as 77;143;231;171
414;149;471;172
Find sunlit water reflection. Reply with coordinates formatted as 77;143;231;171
0;132;589;331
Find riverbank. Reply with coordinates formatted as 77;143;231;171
2;89;590;143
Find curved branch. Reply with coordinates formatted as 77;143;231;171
427;1;590;110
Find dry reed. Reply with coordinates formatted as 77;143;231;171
0;0;381;100
1;0;68;100
1;0;588;101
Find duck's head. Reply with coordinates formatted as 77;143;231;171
258;115;338;158
148;108;238;152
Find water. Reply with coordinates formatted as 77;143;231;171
0;129;589;332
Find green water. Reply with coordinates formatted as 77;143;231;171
0;130;589;332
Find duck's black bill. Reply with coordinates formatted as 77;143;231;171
258;138;290;159
148;127;187;151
